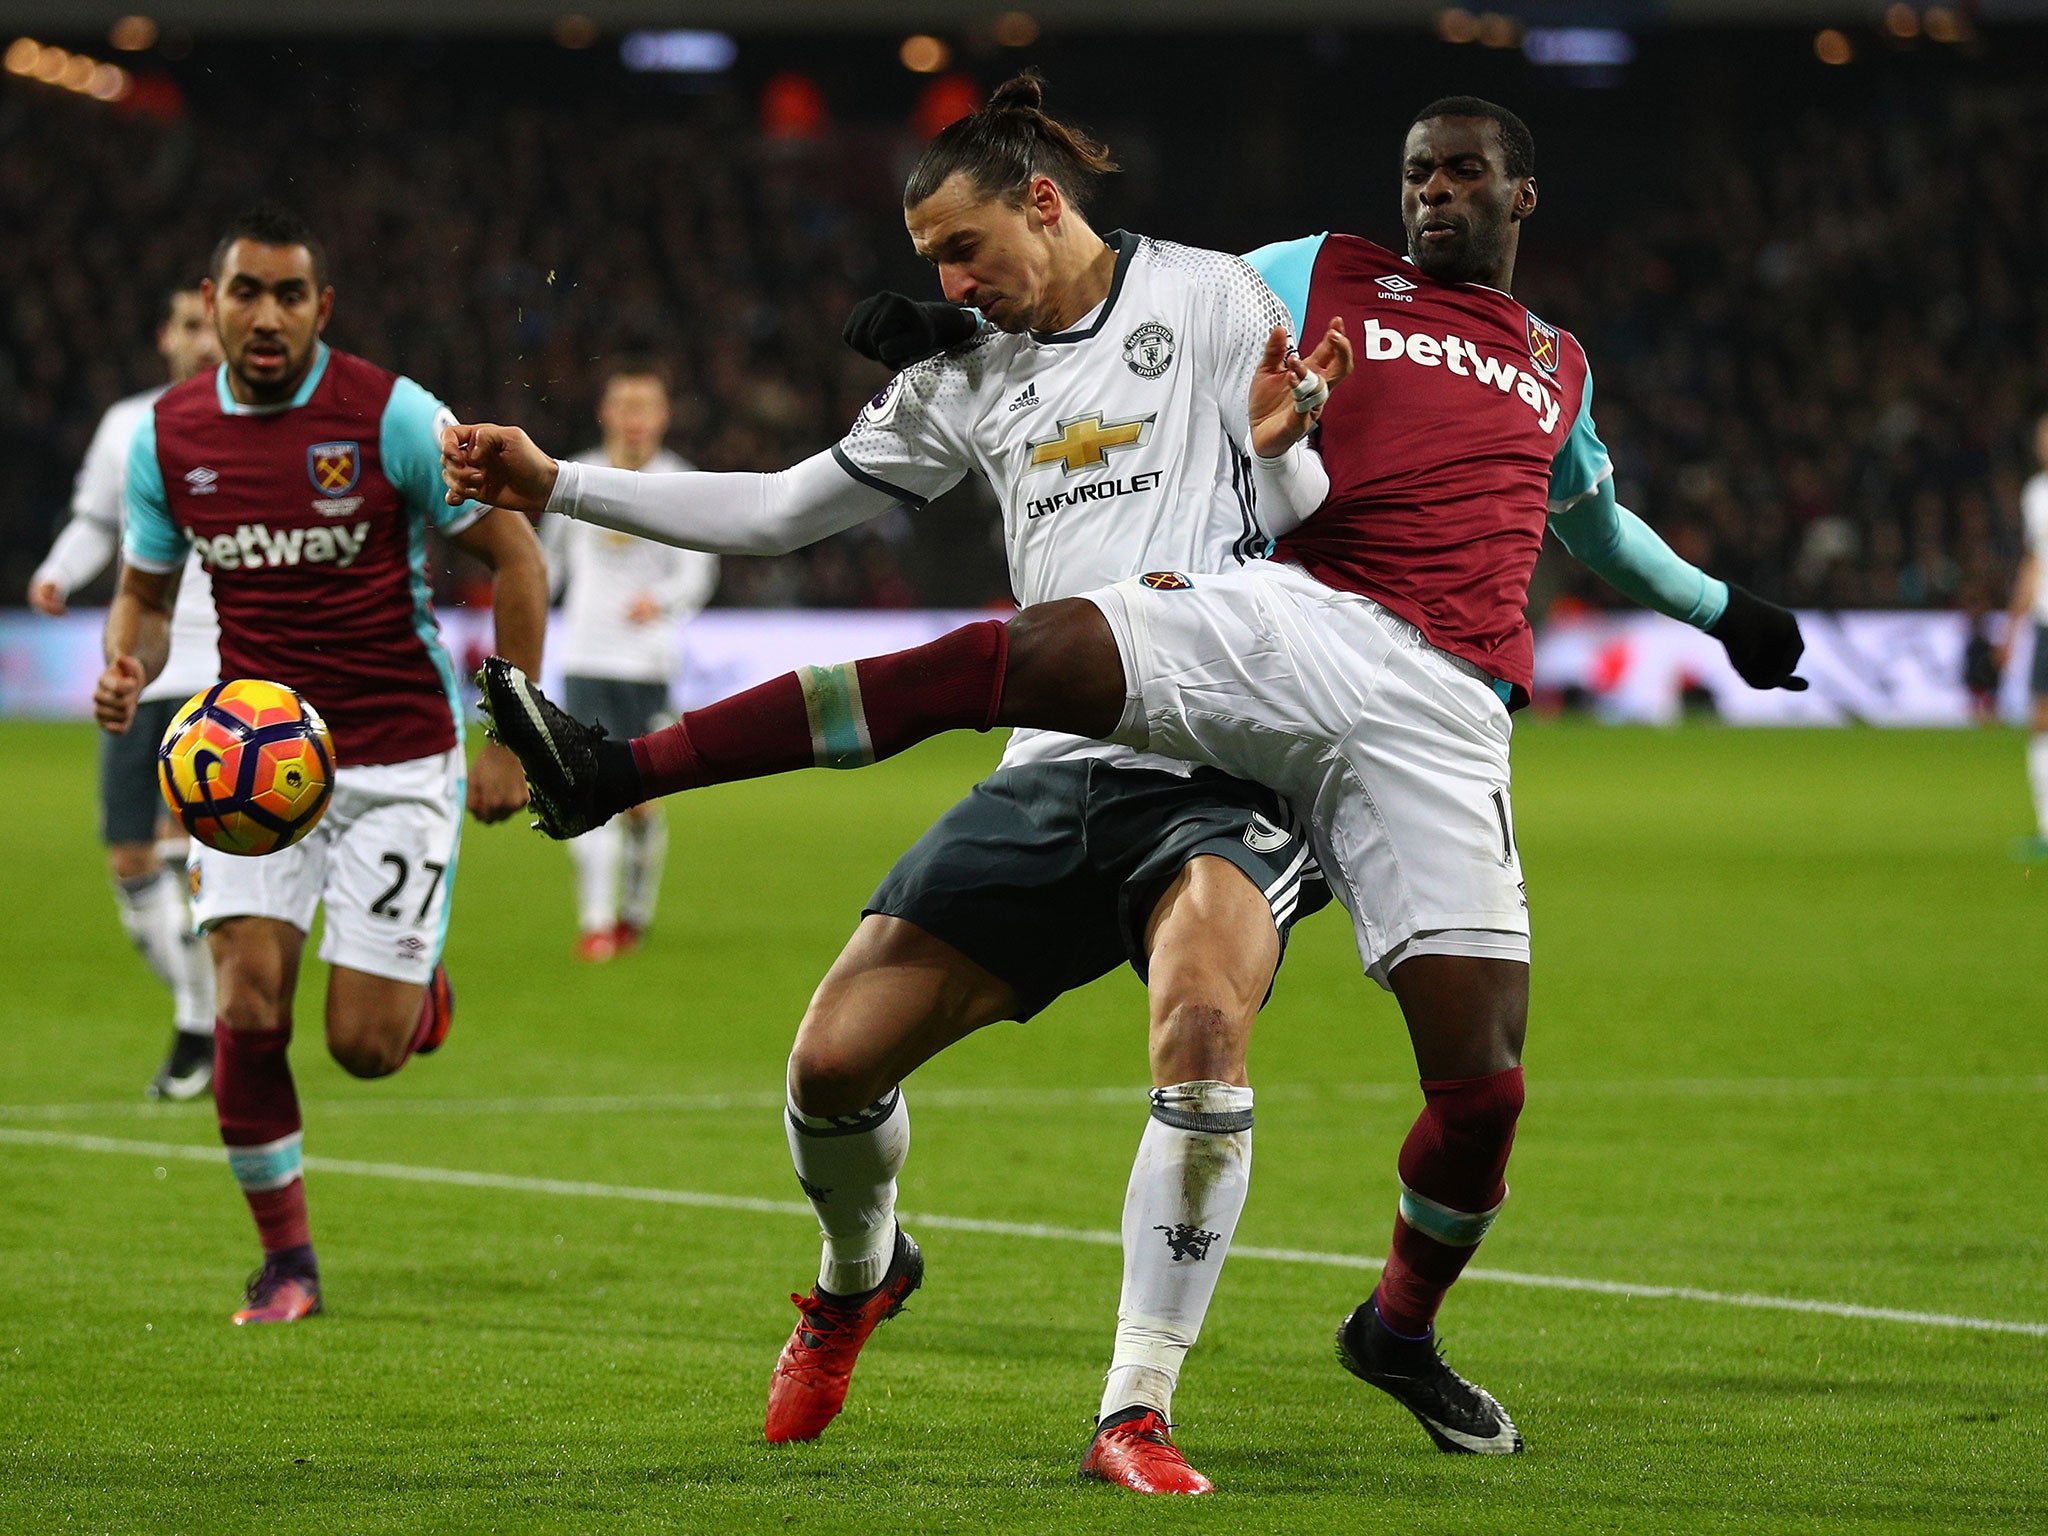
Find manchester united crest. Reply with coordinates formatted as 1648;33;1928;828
1123;321;1176;379
1525;313;1560;375
308;441;361;497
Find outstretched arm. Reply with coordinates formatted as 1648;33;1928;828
442;425;896;557
1551;480;1805;690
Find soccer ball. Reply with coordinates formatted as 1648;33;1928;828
157;679;335;856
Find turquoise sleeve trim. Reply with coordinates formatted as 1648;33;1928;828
383;375;485;534
120;408;187;568
1550;479;1729;629
1547;369;1614;510
1241;234;1327;338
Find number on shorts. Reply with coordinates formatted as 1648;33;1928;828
368;853;449;923
369;854;410;920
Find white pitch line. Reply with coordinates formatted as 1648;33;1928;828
1;1074;2043;1124
5;1126;2044;1340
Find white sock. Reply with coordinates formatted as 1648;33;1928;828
785;1088;909;1296
1100;1082;1254;1423
171;898;215;1037
620;807;668;931
115;869;213;1034
2029;734;2048;838
567;821;623;934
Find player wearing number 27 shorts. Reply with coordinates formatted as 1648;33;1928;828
99;204;547;1324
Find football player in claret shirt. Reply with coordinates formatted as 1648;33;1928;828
468;98;1807;1455
93;204;548;1326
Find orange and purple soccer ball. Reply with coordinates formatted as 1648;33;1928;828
157;679;335;856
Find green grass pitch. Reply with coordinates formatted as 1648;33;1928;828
0;720;2042;1534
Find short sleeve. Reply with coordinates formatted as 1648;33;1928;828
1547;362;1614;513
120;409;189;572
1242;235;1327;339
831;362;974;508
383;375;488;534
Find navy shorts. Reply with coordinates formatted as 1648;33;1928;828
562;675;673;740
101;696;181;846
868;759;1329;1021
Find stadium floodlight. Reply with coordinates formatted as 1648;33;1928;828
620;30;737;74
1522;27;1636;68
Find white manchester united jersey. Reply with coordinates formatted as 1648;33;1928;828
833;231;1290;773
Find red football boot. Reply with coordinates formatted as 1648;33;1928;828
232;1258;322;1326
1079;1409;1215;1495
411;964;454;1056
764;1229;923;1443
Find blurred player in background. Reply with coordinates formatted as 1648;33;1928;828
94;204;547;1325
450;74;1344;1493
29;286;223;1100
540;361;718;961
1997;411;2048;859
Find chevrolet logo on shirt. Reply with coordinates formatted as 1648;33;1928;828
1026;412;1156;475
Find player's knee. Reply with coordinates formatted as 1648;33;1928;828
330;1027;407;1080
786;1037;885;1120
1150;1001;1249;1085
215;961;287;1034
106;843;158;883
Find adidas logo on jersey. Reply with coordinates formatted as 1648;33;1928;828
1356;318;1563;435
182;520;373;572
1007;382;1040;414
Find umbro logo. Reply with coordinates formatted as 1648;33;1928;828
1376;274;1418;302
184;466;219;496
1007;382;1040;414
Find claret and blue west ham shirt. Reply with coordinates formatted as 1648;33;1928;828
123;343;488;767
1248;233;1614;693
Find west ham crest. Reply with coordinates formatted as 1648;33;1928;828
1140;571;1192;591
308;441;361;497
1525;313;1560;375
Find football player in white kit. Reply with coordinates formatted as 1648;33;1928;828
28;285;223;1100
541;361;718;960
1996;412;2048;860
448;73;1350;1492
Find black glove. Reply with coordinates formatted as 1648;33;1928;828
1709;583;1808;691
843;292;976;370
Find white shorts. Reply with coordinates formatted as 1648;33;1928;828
1087;561;1530;983
190;747;465;985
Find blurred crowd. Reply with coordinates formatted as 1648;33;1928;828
3;34;2044;617
1522;79;2047;618
0;55;984;611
